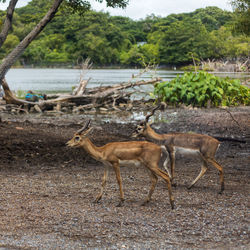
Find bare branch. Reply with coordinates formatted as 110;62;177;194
221;108;244;133
0;0;18;48
73;58;92;95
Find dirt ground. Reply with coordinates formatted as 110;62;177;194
0;106;249;249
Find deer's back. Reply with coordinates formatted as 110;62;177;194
103;141;161;162
163;133;220;157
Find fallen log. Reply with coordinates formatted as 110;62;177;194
86;78;161;95
1;77;161;111
2;78;32;105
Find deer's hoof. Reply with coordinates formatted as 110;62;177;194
170;200;175;210
116;200;124;207
171;182;177;187
93;197;101;204
219;183;225;194
141;200;150;206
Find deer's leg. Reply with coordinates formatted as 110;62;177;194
163;158;171;179
94;167;108;203
151;166;175;209
141;170;158;206
207;158;224;194
167;146;176;186
188;160;207;189
161;146;171;178
112;163;125;207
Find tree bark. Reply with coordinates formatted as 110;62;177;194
2;78;34;105
0;0;18;48
0;0;63;83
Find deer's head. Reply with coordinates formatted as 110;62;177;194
67;120;93;147
132;121;149;138
132;104;161;138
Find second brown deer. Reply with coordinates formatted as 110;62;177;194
133;106;224;194
67;120;175;209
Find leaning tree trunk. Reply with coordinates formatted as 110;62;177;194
0;0;18;48
0;0;63;84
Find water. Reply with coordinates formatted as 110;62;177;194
4;68;178;94
4;68;249;95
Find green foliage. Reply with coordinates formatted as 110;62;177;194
191;6;233;32
59;0;129;15
97;0;129;9
120;43;159;66
158;17;212;64
230;0;250;35
0;1;248;67
209;26;250;58
16;90;26;99
154;71;250;107
0;34;20;57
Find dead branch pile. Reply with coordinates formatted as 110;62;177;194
1;76;161;114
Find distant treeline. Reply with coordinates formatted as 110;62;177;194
0;1;249;67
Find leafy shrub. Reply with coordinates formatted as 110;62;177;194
16;90;26;99
153;71;250;107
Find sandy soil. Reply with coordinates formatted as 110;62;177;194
0;106;249;249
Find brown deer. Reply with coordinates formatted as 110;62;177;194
133;106;224;194
66;120;175;209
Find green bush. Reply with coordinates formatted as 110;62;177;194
153;71;250;107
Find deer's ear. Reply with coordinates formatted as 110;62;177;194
84;127;93;136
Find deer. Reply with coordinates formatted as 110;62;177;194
66;120;175;209
132;105;224;194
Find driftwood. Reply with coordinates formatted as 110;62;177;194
1;77;161;112
72;79;90;96
2;78;32;106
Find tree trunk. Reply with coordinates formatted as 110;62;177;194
0;0;63;83
0;0;18;48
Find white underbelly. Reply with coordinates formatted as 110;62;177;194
174;146;199;155
119;160;142;167
101;160;142;167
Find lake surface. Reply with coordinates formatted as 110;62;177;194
4;68;249;95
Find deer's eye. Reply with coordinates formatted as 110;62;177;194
75;136;80;141
137;126;144;132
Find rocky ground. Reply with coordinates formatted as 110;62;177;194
0;106;249;249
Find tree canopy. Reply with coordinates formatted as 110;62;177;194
0;1;249;68
230;0;250;35
0;0;129;82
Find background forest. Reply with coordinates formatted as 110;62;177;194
0;0;249;67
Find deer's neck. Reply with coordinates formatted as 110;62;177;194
146;125;164;140
81;138;103;160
